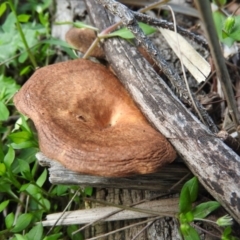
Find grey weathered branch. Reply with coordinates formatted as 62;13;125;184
37;152;189;192
41;199;179;226
97;0;218;133
84;0;240;223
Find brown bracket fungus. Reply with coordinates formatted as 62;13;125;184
65;28;105;58
14;59;176;177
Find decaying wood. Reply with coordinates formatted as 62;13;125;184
37;152;190;192
41;199;179;226
97;0;218;133
84;0;240;224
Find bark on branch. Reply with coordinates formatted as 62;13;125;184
85;0;240;223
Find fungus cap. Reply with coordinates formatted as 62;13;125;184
14;59;176;177
65;28;105;58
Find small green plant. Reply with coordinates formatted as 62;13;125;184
0;115;92;239
178;176;237;240
0;1;93;239
56;20;156;40
0;0;76;75
212;0;240;46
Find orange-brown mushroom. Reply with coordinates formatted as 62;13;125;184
14;59;176;177
65;28;105;58
65;27;161;73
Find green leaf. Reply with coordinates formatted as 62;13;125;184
5;212;15;229
19;183;30;192
106;22;156;39
0;101;9;121
18;52;29;64
11;140;38;149
138;22;156;35
179;177;199;214
14;148;38;167
43;233;63;240
0;12;45;63
84;186;93;196
67;225;84;240
35;0;52;13
193;201;220;219
0;162;6;176
213;0;226;7
228;16;240;41
20;183;40;196
55;21;98;31
13;115;31;133
224;16;235;34
0;87;6;101
4;146;15;168
182;177;198;203
229;31;240;41
0;200;9;212
222;30;230;39
213;11;235;46
41;37;75;48
0;75;20;100
0;183;11;193
2;11;15;32
0;2;7;17
222;226;232;238
185;211;194;223
8;131;33;144
14;234;28;240
73;21;98;31
183;225;201;240
179;185;191;213
17;14;31;23
180;222;190;236
38;11;48;26
26;223;43;240
39;197;51;211
11;148;39;176
18;159;30;174
55;185;69;196
36;169;47;187
20;65;31;76
0;141;4;161
18;159;32;180
106;27;134;39
11;213;33;232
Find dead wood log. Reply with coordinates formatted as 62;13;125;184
37;152;189;192
41;199;179;226
85;0;240;224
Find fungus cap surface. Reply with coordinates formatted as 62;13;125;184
14;59;176;177
65;28;104;58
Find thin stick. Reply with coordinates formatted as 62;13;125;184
83;197;175;218
46;187;81;236
166;5;206;126
7;0;37;68
132;11;209;50
139;0;169;13
192;223;221;238
85;217;162;240
82;37;100;59
131;219;156;240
